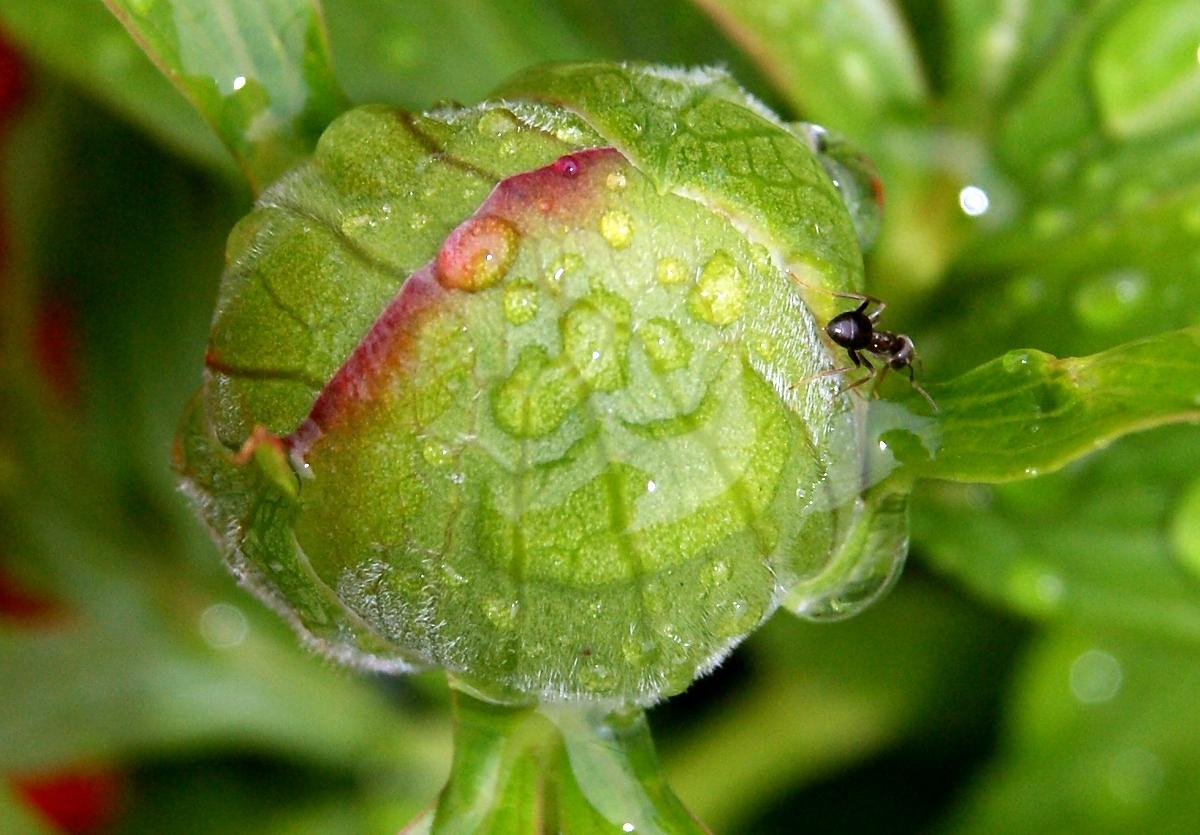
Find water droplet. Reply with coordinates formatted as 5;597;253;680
1023;467;1040;477
421;438;454;467
622;824;636;833
606;171;627;191
199;603;248;649
437;214;520;291
442;565;468;587
599;210;634;249
1070;648;1122;704
714;598;758;638
477;107;518;137
563;294;632;390
639;317;692;372
655;256;689;286
958;185;990;217
1073;270;1146;329
689;251;746;326
503;281;539;325
410;212;429;231
702;560;730;589
232;75;247;92
645;480;658;493
577;660;614;690
545;252;581;294
553;154;581;177
621;629;656;664
1002;351;1031;372
483;597;519;630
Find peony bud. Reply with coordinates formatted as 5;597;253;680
177;63;902;705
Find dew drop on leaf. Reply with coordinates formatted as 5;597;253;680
689;251;746;326
503;281;540;325
655;256;689;286
599;209;634;248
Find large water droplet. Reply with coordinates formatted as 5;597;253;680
689;251;746;326
639;318;692;372
476;107;519;137
503;281;540;325
599;210;634;249
437;214;520;291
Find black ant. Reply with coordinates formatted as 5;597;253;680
791;279;938;412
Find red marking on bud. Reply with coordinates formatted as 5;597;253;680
288;266;446;456
10;769;124;834
289;147;628;456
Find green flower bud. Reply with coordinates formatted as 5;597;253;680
176;63;905;705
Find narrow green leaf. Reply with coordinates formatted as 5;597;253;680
0;0;234;175
102;0;348;189
686;0;928;134
891;328;1200;484
915;426;1200;643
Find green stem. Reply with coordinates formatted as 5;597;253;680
406;679;710;834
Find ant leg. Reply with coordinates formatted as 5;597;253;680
910;379;940;413
787;272;886;317
788;365;854;390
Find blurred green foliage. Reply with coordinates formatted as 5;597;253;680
1;1;1198;833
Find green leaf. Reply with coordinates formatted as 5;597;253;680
686;0;928;135
102;0;348;189
0;596;449;774
914;426;1200;643
944;627;1200;833
0;0;235;176
321;0;779;112
889;328;1200;484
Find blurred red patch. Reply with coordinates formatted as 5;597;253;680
33;298;82;406
0;36;27;123
0;569;62;624
10;769;124;834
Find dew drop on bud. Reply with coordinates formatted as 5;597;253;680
436;214;520;291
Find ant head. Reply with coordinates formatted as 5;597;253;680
826;310;872;349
